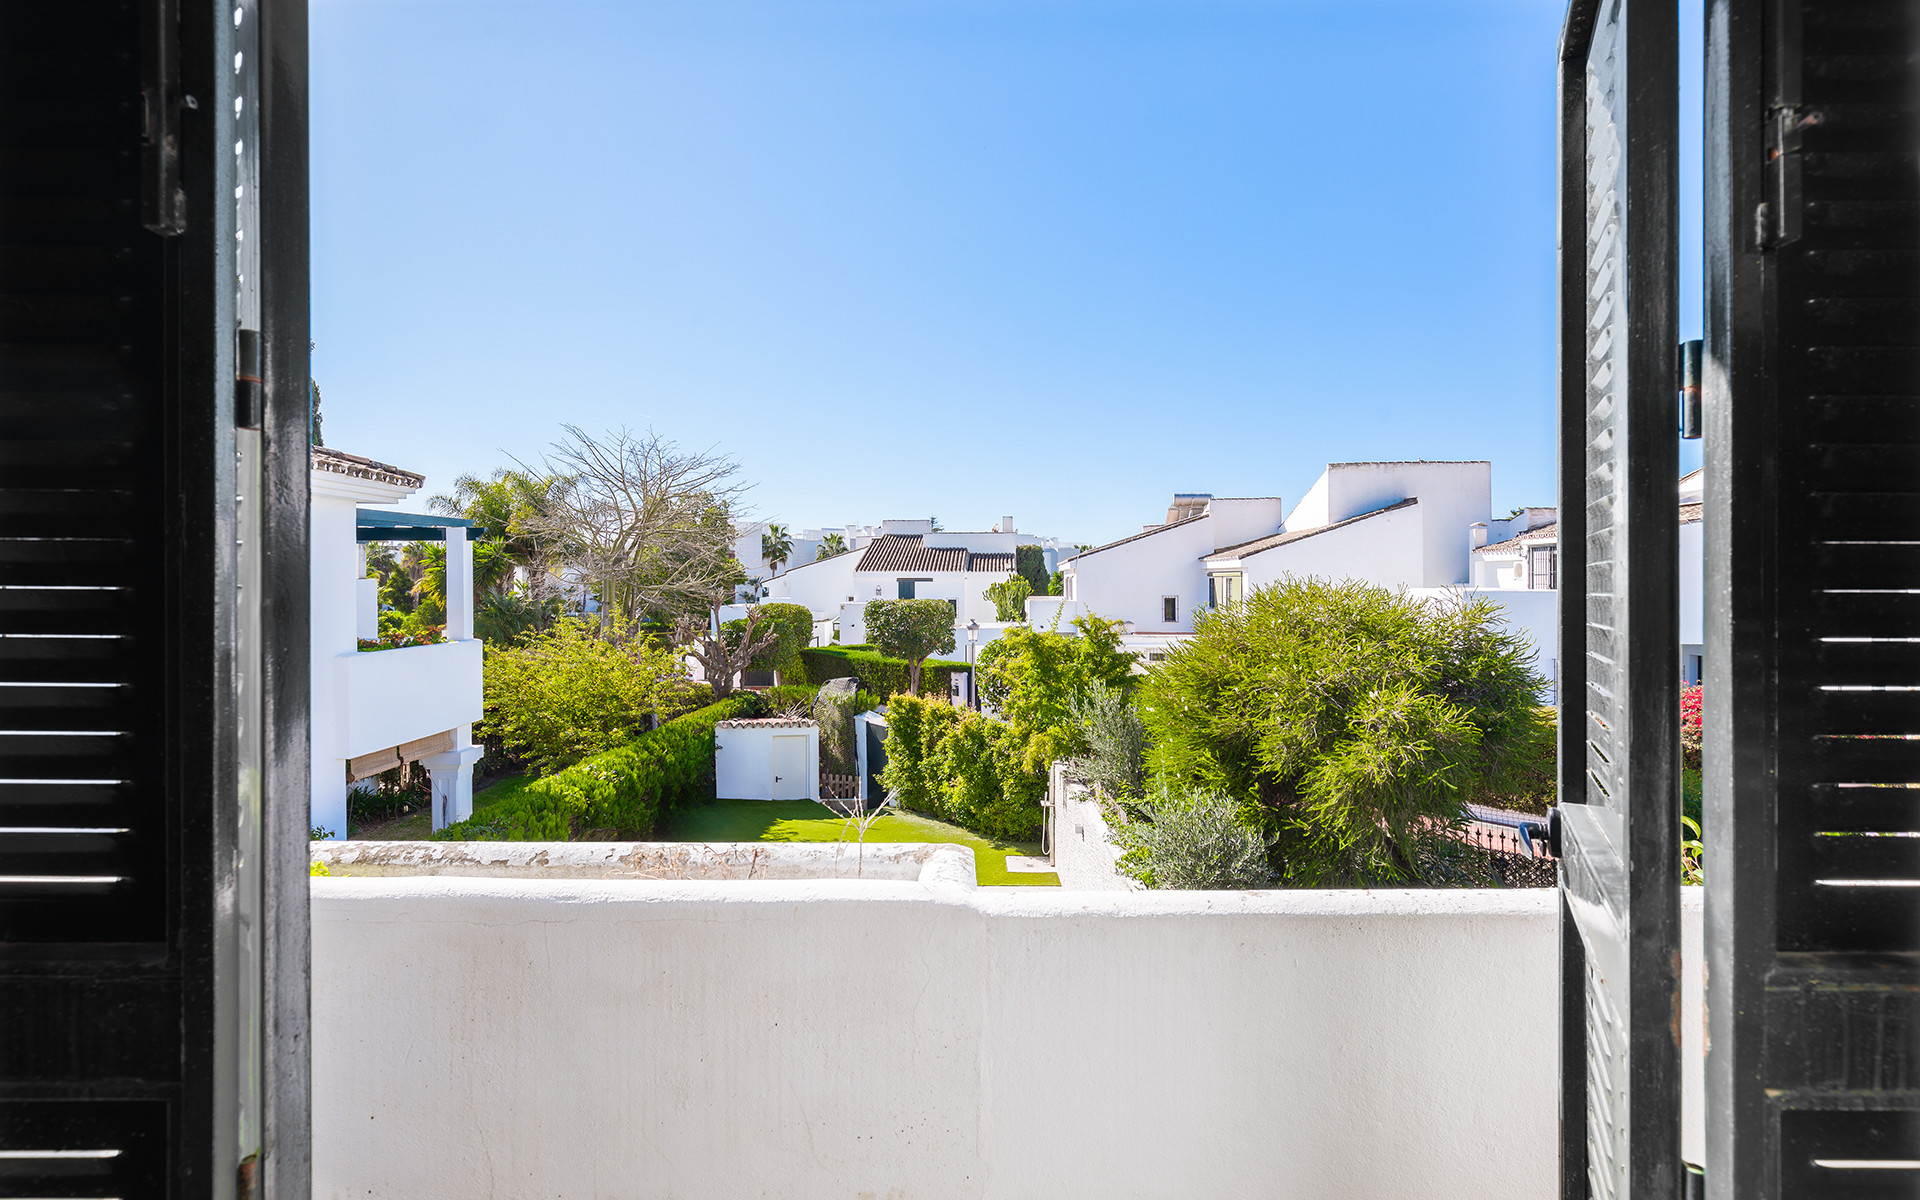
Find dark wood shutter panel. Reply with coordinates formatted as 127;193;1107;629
1705;0;1920;1195
1557;1;1684;1197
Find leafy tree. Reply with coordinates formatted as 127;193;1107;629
674;609;779;699
721;602;813;683
430;468;568;607
864;598;956;695
1140;577;1546;886
983;576;1032;623
1047;569;1063;596
1013;544;1049;596
815;532;848;560
976;615;1134;737
482;618;700;773
519;426;750;633
475;590;563;647
760;523;793;574
409;541;514;622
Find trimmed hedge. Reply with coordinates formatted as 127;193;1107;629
879;694;1045;841
799;645;970;699
434;695;764;841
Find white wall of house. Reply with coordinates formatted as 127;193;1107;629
1283;461;1490;587
310;456;484;838
310;879;1708;1200
1235;501;1427;592
1061;518;1218;634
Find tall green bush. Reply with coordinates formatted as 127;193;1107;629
976;614;1136;772
1014;544;1050;596
1069;680;1147;799
436;695;762;840
725;602;813;682
483;618;702;774
1141;577;1545;886
797;645;968;700
812;685;887;775
879;694;1044;840
984;576;1032;622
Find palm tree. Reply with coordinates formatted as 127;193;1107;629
761;523;793;575
814;532;848;560
429;468;566;603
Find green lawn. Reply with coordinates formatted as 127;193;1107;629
661;799;1060;887
346;773;534;840
350;783;1057;887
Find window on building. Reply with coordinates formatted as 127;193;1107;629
1528;547;1557;590
897;579;914;599
1162;596;1178;623
1207;572;1242;608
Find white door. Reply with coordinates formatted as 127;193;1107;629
771;735;809;800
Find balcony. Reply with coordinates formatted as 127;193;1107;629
333;638;483;759
310;858;1706;1200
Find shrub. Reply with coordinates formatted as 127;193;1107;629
1680;682;1703;772
1112;781;1277;890
1141;577;1546;887
812;685;888;775
1069;680;1147;799
436;695;764;840
797;645;968;700
761;683;820;712
482;618;703;774
724;602;814;681
864;599;957;694
976;614;1135;751
984;576;1032;622
880;694;1044;840
1014;544;1049;596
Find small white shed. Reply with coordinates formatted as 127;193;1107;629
714;717;820;801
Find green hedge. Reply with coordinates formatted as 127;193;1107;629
879;693;1044;841
799;645;970;699
434;695;764;841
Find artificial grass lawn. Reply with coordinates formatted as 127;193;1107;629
661;799;1060;887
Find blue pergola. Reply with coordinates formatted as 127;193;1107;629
355;509;489;543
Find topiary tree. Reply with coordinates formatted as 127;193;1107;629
863;598;955;695
983;575;1032;622
1140;577;1545;886
1014;544;1049;596
739;602;814;684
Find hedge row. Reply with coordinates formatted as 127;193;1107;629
798;645;970;699
434;695;764;841
879;693;1045;841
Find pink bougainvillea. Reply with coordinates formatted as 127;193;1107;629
1680;682;1703;772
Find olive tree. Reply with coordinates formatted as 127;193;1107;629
863;598;955;695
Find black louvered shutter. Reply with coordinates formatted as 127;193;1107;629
0;2;311;1197
1703;0;1920;1195
1555;1;1684;1198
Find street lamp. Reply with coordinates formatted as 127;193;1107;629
965;619;980;710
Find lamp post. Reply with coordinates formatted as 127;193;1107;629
965;619;980;710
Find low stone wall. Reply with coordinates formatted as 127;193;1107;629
312;838;974;884
311;873;1702;1200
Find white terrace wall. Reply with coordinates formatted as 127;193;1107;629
309;880;1705;1200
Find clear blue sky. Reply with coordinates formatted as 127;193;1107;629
312;0;1703;545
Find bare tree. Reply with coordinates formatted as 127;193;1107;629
673;610;778;699
520;427;750;634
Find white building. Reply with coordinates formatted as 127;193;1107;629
1053;461;1495;663
309;448;483;839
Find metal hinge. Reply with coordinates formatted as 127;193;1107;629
1677;340;1703;439
1759;105;1822;250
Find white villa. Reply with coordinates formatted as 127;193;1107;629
1041;459;1706;692
309;448;484;838
738;517;1069;651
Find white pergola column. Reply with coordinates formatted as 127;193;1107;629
444;525;473;641
422;725;485;831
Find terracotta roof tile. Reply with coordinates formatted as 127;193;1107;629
853;535;1016;574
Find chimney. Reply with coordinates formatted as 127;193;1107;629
1001;515;1014;533
1469;522;1489;550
